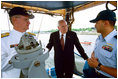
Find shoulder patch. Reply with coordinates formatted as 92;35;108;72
27;32;36;36
1;32;10;38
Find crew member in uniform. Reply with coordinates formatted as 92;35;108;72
46;20;88;78
87;10;117;78
1;7;36;78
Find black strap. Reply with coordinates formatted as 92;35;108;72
114;35;117;39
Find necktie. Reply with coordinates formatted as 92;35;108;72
60;34;64;50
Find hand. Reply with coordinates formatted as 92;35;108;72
88;57;99;68
44;48;50;53
91;52;95;58
86;58;89;61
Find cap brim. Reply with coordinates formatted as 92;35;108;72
90;18;100;23
90;19;97;23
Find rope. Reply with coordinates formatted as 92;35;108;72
106;1;117;11
74;52;82;57
31;13;35;33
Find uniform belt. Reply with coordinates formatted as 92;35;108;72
95;70;109;78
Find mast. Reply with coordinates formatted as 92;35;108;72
65;8;75;31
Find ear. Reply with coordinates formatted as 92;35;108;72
104;20;109;26
106;20;110;25
12;17;16;22
58;26;60;30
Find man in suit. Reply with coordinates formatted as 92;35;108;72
46;20;88;78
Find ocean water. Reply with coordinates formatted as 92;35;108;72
38;33;98;73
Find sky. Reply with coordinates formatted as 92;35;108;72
1;2;117;32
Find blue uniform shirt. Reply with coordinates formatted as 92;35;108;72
94;29;117;78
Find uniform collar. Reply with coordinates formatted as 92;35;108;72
99;29;117;42
10;29;25;37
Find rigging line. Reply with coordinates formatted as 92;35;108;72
37;15;44;39
6;9;11;32
31;13;35;33
30;7;35;33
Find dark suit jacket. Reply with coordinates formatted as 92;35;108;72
46;31;88;69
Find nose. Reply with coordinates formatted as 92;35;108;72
28;20;30;25
95;23;97;28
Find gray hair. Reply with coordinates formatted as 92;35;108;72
58;20;67;27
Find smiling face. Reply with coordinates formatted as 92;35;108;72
12;15;30;32
58;20;68;34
